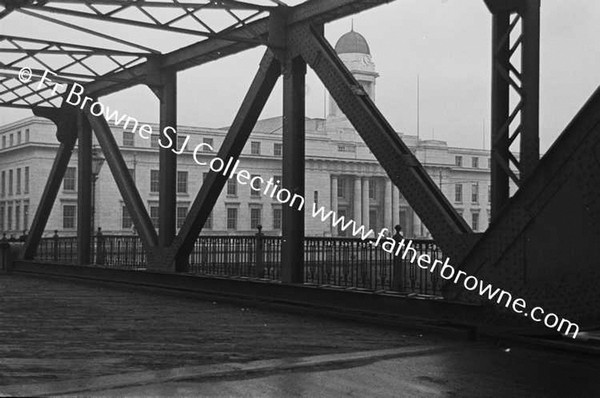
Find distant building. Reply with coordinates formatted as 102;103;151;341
0;29;491;239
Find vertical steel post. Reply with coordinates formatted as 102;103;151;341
281;56;306;284
159;71;177;251
77;112;92;265
520;0;540;179
490;10;510;219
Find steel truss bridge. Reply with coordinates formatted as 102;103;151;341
1;0;600;337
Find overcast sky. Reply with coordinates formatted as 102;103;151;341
1;0;599;151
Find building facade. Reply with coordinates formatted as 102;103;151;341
0;29;491;239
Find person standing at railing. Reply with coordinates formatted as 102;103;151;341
392;225;404;291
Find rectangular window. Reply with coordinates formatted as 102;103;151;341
1;171;4;197
176;206;188;228
15;204;20;231
16;168;21;195
368;179;377;200
250;175;261;197
122;206;133;229
488;185;491;204
203;137;214;151
205;212;213;229
17;131;21;145
123;131;134;146
24;167;29;194
150;134;159;148
7;204;12;230
251;141;261;155
488;158;491;169
472;183;479;203
274;143;282;157
25;129;29;142
226;208;238;230
8;170;13;195
63;205;76;229
337;178;346;198
472;157;479;168
314;191;318;206
63;167;76;191
472;212;480;231
0;204;4;231
9;134;13;146
150;170;159;193
454;184;463;203
2;136;5;148
250;208;262;229
177;171;188;194
273;207;282;229
23;201;29;230
150;205;159;228
227;178;237;196
455;156;463;167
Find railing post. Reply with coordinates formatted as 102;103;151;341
96;227;105;266
392;225;404;292
255;225;265;278
52;230;59;262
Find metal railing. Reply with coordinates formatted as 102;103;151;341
33;231;443;295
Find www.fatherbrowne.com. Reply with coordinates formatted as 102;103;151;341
310;205;580;339
24;68;580;339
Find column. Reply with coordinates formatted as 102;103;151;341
413;212;422;238
353;177;362;226
281;56;306;284
384;179;392;230
362;177;370;230
392;186;400;228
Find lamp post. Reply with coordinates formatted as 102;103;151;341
91;147;105;235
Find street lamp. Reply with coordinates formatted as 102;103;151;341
91;147;105;235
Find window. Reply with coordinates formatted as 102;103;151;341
274;143;282;157
176;135;187;152
368;179;377;200
150;205;159;228
24;167;29;194
250;208;262;229
150;134;159;148
17;131;21;145
205;212;213;229
488;158;491;169
63;205;76;229
337;178;346;198
25;129;29;143
314;191;318;206
23;201;29;230
227;178;237;196
9;134;13;147
226;207;238;230
471;183;479;203
337;144;356;152
122;206;133;229
455;156;463;167
203;137;214;151
472;157;479;168
64;167;76;191
1;171;4;197
7;204;12;230
0;203;4;231
472;212;480;231
273;207;282;229
250;175;261;197
177;206;188;228
454;184;463;202
251;141;261;155
2;136;5;148
488;185;491;203
8;170;13;195
15;203;20;231
123;131;134;146
16;168;21;195
177;171;188;194
150;170;159;193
